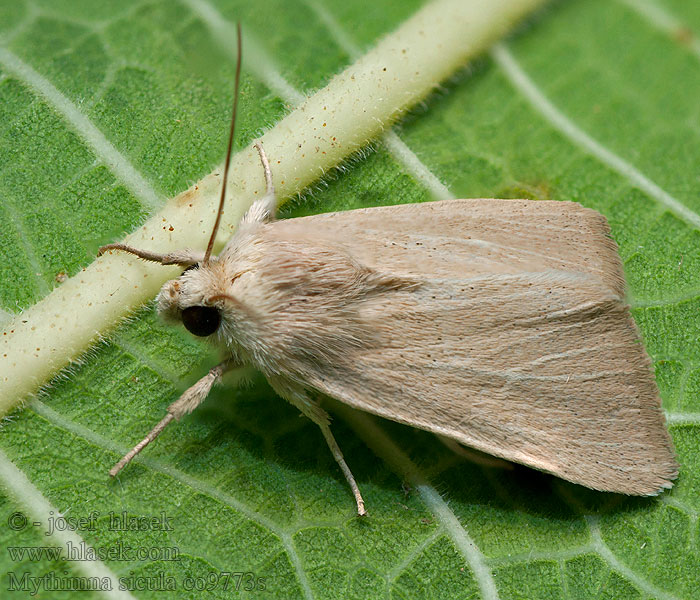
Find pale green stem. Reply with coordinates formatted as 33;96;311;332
0;0;546;414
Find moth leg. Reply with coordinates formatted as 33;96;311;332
98;244;204;267
239;141;277;226
437;435;513;470
318;423;368;517
268;377;367;516
109;359;236;477
254;141;274;198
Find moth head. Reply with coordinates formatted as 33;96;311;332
157;262;229;338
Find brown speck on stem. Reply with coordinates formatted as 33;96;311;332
675;26;694;45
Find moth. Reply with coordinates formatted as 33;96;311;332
100;27;678;516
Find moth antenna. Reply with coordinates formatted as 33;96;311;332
203;21;243;264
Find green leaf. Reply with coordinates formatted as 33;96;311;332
1;0;698;598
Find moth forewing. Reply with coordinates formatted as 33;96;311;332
247;199;678;496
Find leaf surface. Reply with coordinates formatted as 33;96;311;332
0;0;698;598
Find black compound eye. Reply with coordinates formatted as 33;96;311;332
181;305;221;337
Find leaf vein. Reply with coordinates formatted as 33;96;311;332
0;46;162;212
28;398;315;600
2;199;51;297
185;0;453;201
617;0;700;61
491;43;700;230
585;515;681;600
0;446;137;600
333;403;500;600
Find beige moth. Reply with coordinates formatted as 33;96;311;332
99;28;678;518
